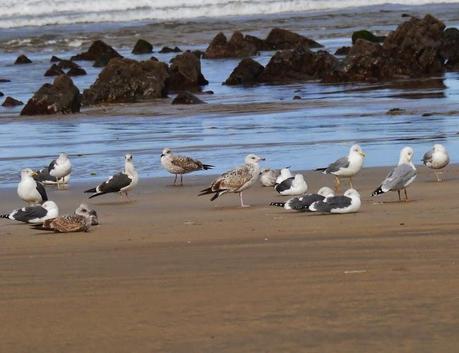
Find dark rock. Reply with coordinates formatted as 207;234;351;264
56;59;79;70
386;108;406;115
264;28;322;50
50;55;63;62
71;40;122;66
82;58;169;105
159;46;182;53
293;95;301;100
401;13;411;18
224;58;264;85
15;55;32;64
442;27;459;71
352;30;385;44
172;91;204;104
190;50;204;59
45;64;65;77
167;52;208;92
2;96;23;107
0;79;11;83
21;75;81;115
67;66;87;76
203;90;214;94
326;15;446;82
132;39;153;54
0;91;3;97
150;56;159;61
334;46;351;55
259;46;338;83
204;31;259;59
244;34;268;51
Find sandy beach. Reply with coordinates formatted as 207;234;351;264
1;165;459;352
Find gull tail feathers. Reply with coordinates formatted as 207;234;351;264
270;202;286;208
371;186;384;197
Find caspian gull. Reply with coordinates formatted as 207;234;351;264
1;201;59;224
17;168;48;205
316;144;365;191
85;154;139;199
48;153;72;189
371;146;416;201
270;187;335;211
422;144;449;182
309;188;361;214
161;148;213;185
259;168;281;187
274;174;308;196
199;154;265;207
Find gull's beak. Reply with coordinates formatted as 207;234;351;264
31;171;39;177
359;152;366;157
160;154;164;158
259;157;266;161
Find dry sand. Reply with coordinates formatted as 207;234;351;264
1;165;459;352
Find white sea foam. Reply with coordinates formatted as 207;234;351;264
0;0;457;28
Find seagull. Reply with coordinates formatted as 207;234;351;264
275;168;292;185
48;153;72;189
422;144;449;182
17;168;48;205
274;174;308;196
260;168;281;187
34;167;71;185
371;146;416;201
199;154;265;207
160;148;213;185
316;144;365;191
309;188;361;214
270;186;335;211
75;203;99;225
1;201;59;224
84;154;139;199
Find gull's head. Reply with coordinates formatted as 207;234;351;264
42;201;58;212
317;186;334;197
58;152;69;160
433;144;446;153
125;153;133;162
400;146;414;163
76;203;99;225
280;167;291;178
161;148;172;158
350;144;365;158
260;168;272;176
294;174;304;182
245;154;265;164
21;168;36;179
344;188;360;199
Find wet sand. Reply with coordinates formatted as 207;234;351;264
1;165;459;352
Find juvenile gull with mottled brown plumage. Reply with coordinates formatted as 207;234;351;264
161;148;214;186
199;154;265;208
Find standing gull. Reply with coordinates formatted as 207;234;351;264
371;146;416;201
422;144;449;182
309;189;361;214
34;167;71;185
270;186;335;211
34;205;95;233
85;154;139;199
1;201;59;224
160;148;213;186
260;168;281;187
48;153;72;189
17;168;48;205
199;154;265;207
274;174;308;196
316;144;365;191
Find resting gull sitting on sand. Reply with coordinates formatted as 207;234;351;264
17;168;48;205
33;204;96;233
316;144;365;191
270;186;335;211
274;174;308;196
309;188;361;214
85;154;139;200
48;153;72;189
259;168;281;187
422;144;449;182
1;201;59;224
161;148;213;186
199;154;265;207
371;146;416;202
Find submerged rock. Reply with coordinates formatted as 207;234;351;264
224;58;264;85
204;31;259;58
351;30;385;44
50;55;63;62
56;59;79;70
264;28;322;49
167;52;208;91
159;46;182;53
45;64;65;77
82;58;169;105
21;75;81;115
132;39;153;54
2;96;23;107
67;66;87;76
335;46;351;56
172;91;204;104
71;40;122;66
15;55;32;64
